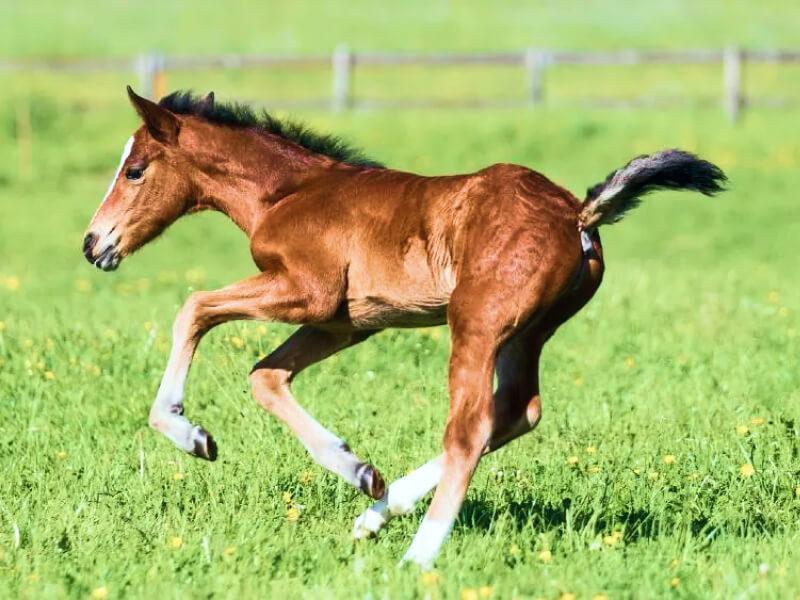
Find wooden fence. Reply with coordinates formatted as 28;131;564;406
3;47;800;121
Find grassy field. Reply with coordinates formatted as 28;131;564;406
2;2;800;599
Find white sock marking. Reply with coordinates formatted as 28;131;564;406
352;456;443;539
388;457;443;514
402;517;453;570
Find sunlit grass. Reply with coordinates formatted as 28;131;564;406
2;1;800;597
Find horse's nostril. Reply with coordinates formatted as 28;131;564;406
83;233;98;257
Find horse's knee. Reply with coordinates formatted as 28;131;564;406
249;367;291;411
443;403;493;461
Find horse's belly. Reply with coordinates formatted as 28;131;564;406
344;295;449;329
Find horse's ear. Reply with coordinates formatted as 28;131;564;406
198;91;215;115
126;85;179;145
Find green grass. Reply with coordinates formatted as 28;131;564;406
2;1;800;598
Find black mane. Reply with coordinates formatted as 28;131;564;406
159;90;384;168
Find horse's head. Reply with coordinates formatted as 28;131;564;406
83;86;214;271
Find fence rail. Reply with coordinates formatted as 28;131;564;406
3;48;800;121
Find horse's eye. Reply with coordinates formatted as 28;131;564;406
125;166;144;181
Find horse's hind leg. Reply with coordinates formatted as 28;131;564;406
250;325;386;499
353;454;444;538
352;328;544;539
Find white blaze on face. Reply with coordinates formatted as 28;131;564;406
92;136;134;225
89;136;135;253
102;136;135;204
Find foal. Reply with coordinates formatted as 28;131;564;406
84;87;725;568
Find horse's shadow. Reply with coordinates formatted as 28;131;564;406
456;497;777;543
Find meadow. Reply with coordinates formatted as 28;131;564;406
1;1;800;598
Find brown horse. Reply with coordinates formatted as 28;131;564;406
83;87;725;568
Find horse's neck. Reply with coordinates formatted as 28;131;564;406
196;133;327;237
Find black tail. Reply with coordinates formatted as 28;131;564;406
579;149;727;229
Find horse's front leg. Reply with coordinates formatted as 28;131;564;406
148;272;324;459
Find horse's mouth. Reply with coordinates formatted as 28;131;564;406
83;233;122;272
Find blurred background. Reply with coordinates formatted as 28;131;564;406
2;0;800;290
1;1;799;598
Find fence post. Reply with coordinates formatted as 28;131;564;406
524;48;547;106
332;44;353;111
136;53;167;99
136;53;154;98
152;54;167;100
723;46;743;122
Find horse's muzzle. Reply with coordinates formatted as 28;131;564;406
83;232;121;272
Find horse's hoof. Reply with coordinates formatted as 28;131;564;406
357;463;386;500
352;505;387;539
191;427;217;461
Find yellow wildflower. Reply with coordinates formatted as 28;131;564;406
44;371;55;380
91;586;109;599
256;324;268;337
223;545;237;557
560;594;576;600
767;290;780;304
588;465;601;474
0;321;5;331
740;463;755;478
168;536;183;549
648;471;660;481
566;455;579;466
670;577;680;588
479;586;493;598
299;470;314;484
172;472;184;481
795;486;800;497
282;491;293;504
461;589;479;600
185;268;205;285
603;531;623;546
586;446;597;454
736;424;749;436
509;543;521;557
286;506;301;522
420;571;440;586
574;377;584;386
592;595;609;600
3;276;20;291
663;454;676;465
55;451;67;460
778;307;789;318
537;549;552;563
624;356;636;369
750;416;766;426
230;336;244;349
